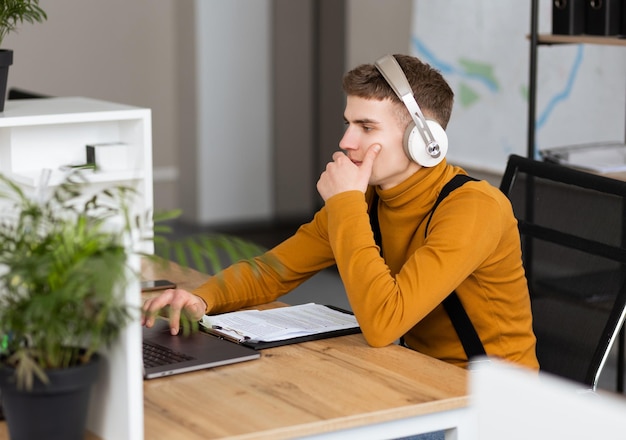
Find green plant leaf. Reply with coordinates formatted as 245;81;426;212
0;0;47;50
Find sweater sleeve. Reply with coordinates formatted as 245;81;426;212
325;187;504;347
192;209;337;314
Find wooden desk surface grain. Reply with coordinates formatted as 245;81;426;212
141;259;469;439
0;258;469;440
143;334;468;440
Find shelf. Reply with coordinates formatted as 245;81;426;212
0;97;152;194
536;34;626;47
526;0;626;160
7;168;146;188
0;96;149;127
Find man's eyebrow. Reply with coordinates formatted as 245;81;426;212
344;117;381;125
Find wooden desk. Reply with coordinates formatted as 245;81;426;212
0;259;474;439
141;259;473;439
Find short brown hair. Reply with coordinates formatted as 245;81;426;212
342;54;454;129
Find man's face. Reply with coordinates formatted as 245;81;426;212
340;96;421;190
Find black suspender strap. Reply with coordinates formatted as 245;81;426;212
428;175;486;359
441;289;486;358
369;174;487;360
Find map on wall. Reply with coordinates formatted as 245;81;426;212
411;0;626;172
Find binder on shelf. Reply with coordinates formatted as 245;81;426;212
200;303;361;349
540;142;626;174
86;142;128;172
552;0;585;35
585;0;622;36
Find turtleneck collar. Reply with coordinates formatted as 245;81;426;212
375;159;459;210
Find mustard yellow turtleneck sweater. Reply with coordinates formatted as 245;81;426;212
193;160;539;370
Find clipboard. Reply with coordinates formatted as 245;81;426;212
201;304;361;350
243;323;362;350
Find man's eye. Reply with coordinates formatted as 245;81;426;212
362;126;373;132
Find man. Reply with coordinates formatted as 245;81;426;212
143;54;539;370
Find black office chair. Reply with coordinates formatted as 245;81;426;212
500;154;626;391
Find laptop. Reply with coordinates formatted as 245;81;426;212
142;319;260;379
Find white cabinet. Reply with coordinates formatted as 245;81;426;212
0;96;152;198
0;96;152;439
0;96;154;252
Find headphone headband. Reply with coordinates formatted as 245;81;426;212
374;55;441;159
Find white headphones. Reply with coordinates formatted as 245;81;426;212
374;55;448;167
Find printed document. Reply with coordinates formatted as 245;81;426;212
200;303;359;344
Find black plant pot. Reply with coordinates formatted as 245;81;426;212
0;354;101;440
0;49;13;112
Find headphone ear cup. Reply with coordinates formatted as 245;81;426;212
403;120;448;167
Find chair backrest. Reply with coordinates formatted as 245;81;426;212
499;154;626;390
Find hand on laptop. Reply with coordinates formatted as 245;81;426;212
141;288;208;335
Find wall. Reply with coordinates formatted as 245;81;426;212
346;0;412;67
190;0;272;224
272;1;316;219
3;0;495;225
3;0;179;212
411;1;626;173
271;0;415;219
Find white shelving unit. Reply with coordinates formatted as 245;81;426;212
0;96;153;439
0;96;152;189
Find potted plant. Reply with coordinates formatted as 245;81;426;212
0;169;266;439
0;170;142;440
0;0;47;111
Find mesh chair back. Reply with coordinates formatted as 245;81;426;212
500;155;626;389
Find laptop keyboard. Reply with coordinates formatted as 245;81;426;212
143;340;195;368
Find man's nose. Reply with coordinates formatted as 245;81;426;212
339;129;358;151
